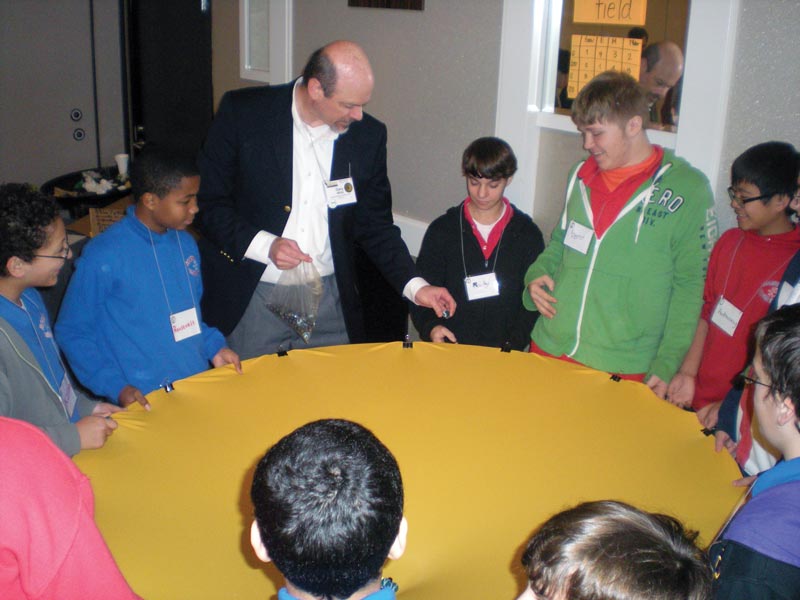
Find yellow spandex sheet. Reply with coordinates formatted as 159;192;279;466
75;343;743;600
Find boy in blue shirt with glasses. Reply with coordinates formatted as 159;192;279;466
0;183;119;456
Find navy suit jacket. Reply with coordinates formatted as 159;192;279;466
196;82;416;339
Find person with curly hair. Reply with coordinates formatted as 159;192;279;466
0;183;120;456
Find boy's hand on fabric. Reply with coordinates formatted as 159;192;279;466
666;373;695;407
118;385;151;411
77;415;118;449
646;374;668;399
92;402;123;416
213;347;243;373
714;430;737;456
696;401;721;429
415;285;457;318
268;237;312;270
430;325;457;343
528;275;557;318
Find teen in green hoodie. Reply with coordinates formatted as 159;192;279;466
524;71;717;398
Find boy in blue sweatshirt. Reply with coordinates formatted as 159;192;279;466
0;183;119;456
57;148;241;408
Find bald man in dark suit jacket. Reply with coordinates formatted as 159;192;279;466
197;41;455;358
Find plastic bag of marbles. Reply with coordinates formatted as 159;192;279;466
266;261;323;343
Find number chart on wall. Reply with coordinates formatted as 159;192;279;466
567;35;642;100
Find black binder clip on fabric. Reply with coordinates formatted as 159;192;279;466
500;341;512;353
162;380;175;393
277;349;289;357
403;334;413;349
609;374;622;382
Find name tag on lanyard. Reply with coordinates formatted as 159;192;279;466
324;177;357;208
711;297;743;336
171;307;202;342
59;374;78;418
464;272;500;300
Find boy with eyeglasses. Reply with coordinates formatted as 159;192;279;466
709;304;800;598
717;196;800;477
667;142;800;429
0;183;120;456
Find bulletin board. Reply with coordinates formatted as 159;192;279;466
567;34;643;99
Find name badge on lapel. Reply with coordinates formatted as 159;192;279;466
171;307;202;342
325;177;357;208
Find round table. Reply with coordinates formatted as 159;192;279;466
75;342;743;599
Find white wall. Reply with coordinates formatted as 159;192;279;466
291;0;504;225
211;0;264;110
714;0;800;234
0;0;124;185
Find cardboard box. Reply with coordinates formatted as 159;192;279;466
68;195;132;238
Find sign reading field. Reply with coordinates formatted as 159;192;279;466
573;0;647;25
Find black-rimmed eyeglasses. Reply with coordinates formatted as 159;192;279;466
734;365;779;394
33;246;71;261
726;186;773;206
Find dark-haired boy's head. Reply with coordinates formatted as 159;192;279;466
0;183;61;277
755;304;800;410
753;304;800;440
519;500;711;600
462;137;518;181
250;419;406;600
130;146;199;203
731;141;800;217
571;70;649;129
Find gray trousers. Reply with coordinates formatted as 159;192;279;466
227;275;349;360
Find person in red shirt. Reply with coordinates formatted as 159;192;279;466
0;416;140;599
667;141;800;428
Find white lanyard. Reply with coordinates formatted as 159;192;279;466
303;124;356;210
21;299;63;391
303;123;350;185
148;229;197;316
20;298;75;417
720;233;793;313
459;202;506;276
